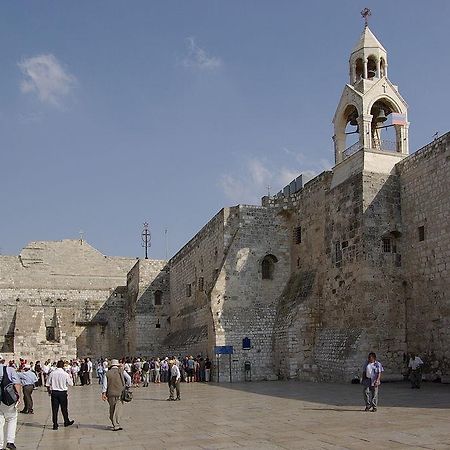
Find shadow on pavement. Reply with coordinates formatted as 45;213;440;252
210;380;450;409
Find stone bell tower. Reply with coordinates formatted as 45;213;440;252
332;21;409;165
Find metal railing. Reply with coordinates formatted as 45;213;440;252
343;141;362;158
343;140;400;159
375;140;398;152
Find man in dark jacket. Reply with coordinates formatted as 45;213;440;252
79;359;88;386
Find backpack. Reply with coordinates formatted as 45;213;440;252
142;362;149;372
0;366;19;406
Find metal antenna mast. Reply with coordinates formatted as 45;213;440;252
141;222;151;259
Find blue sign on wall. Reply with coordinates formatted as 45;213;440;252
214;345;234;355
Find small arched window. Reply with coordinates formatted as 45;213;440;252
154;290;163;306
355;58;364;81
367;56;377;79
380;58;386;77
261;254;278;280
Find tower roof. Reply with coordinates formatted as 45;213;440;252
351;26;386;54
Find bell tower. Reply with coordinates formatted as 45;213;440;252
333;12;409;165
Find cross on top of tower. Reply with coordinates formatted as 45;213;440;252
361;7;371;27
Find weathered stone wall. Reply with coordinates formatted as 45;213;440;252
0;240;135;361
164;209;229;358
1;134;448;384
212;205;291;381
164;205;291;381
125;259;170;357
267;156;408;382
397;132;450;379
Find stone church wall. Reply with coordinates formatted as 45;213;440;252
125;259;170;357
1;135;448;384
163;209;228;358
163;205;291;381
211;205;290;381
267;158;407;382
397;132;450;379
0;240;135;361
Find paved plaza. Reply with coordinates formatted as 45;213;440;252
16;380;450;449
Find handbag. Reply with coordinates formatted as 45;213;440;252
120;387;133;403
119;370;133;403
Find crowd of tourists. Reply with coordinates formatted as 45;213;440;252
0;352;214;447
95;355;213;387
0;351;425;449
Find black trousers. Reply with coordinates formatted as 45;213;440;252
51;390;70;426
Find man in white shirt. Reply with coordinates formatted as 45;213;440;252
0;355;22;450
42;360;50;386
86;358;93;385
167;359;181;401
361;352;384;412
408;353;424;389
45;360;74;430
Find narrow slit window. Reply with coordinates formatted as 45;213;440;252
335;242;342;263
418;226;425;242
294;226;302;244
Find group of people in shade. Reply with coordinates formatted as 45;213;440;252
0;351;425;448
95;355;213;387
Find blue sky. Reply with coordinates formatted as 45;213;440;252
1;1;449;259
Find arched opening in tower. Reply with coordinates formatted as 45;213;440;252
380;58;386;77
367;56;377;79
355;58;364;81
370;99;399;152
344;105;360;154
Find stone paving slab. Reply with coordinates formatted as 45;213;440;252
14;381;450;449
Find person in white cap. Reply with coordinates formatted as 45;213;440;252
0;354;22;450
18;364;38;414
101;359;131;431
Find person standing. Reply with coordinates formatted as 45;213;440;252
408;353;424;389
79;359;88;386
0;354;22;450
167;359;181;401
34;361;43;387
205;357;212;382
42;360;51;386
101;359;131;431
97;359;105;385
18;364;38;414
161;358;169;383
86;358;93;385
141;360;150;387
46;360;74;430
154;358;161;383
361;352;384;412
71;361;80;386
